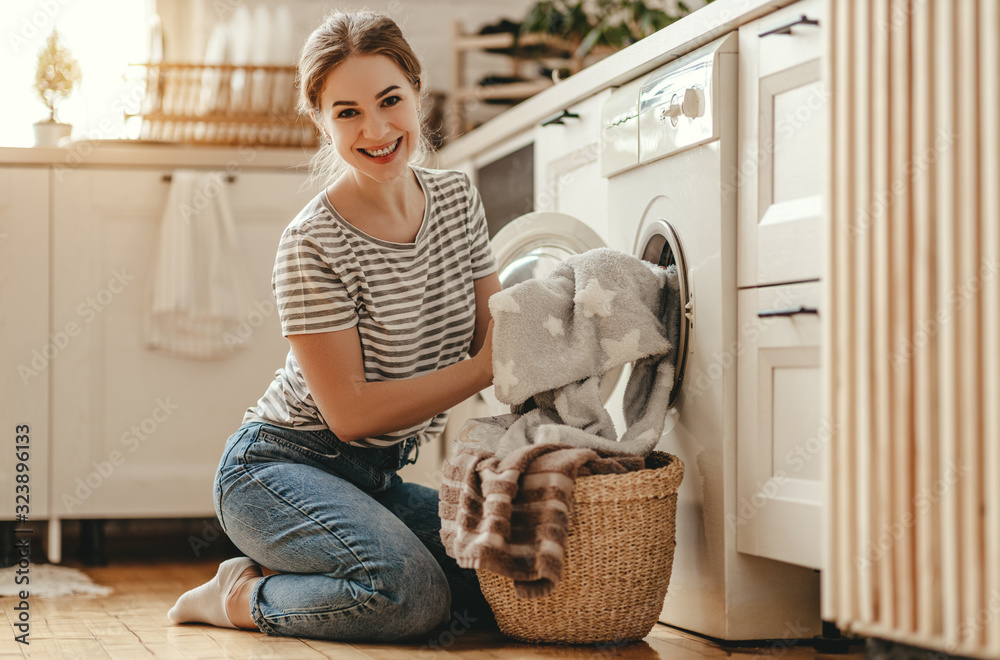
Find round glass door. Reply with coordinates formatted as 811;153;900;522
634;218;690;406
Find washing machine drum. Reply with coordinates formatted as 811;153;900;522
489;212;623;405
634;218;690;407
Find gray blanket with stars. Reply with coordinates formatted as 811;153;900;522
457;247;680;458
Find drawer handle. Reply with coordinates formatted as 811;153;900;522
758;14;820;38
541;109;580;127
757;305;819;318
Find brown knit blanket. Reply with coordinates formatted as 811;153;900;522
438;438;645;598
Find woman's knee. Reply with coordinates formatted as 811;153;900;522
368;559;452;641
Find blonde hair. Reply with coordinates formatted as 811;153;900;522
297;11;433;189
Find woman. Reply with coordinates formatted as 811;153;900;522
167;11;502;641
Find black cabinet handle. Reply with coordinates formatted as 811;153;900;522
758;14;820;38
757;305;819;318
540;109;580;126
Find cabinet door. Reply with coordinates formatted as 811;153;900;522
50;168;315;518
534;90;612;242
736;282;824;569
0;167;51;519
738;0;828;288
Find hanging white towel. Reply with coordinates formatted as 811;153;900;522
145;170;253;359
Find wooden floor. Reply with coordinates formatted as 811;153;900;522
0;558;866;660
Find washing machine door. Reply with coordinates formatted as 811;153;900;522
484;211;623;412
634;218;691;406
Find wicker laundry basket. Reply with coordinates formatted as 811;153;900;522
475;450;684;645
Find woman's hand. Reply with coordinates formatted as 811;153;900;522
469;272;501;388
475;318;495;386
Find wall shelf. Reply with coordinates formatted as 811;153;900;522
449;21;614;139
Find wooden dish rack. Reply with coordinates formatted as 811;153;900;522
126;63;319;148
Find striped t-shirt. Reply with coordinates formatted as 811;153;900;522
241;166;497;448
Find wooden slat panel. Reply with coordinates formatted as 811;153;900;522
933;0;960;647
831;0;996;654
910;0;941;640
888;0;915;634
956;0;984;652
866;0;896;626
852;0;877;626
870;0;894;631
980;0;1000;652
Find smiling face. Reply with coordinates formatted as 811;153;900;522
316;54;422;184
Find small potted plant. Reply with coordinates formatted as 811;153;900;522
33;29;81;146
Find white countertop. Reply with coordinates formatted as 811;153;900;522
0;141;315;172
437;0;796;166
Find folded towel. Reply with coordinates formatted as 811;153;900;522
439;441;645;598
145;170;253;359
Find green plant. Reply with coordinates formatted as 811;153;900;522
34;29;81;123
521;0;712;60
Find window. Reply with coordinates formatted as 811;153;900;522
0;1;151;147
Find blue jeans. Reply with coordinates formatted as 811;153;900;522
213;421;492;641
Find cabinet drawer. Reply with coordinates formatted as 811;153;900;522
535;89;610;159
736;281;824;570
757;0;825;78
753;280;822;348
738;0;828;288
534;91;611;240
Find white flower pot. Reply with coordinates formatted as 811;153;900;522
33;121;73;146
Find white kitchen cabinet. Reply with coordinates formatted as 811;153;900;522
737;0;828;288
533;90;612;242
736;281;824;569
48;168;315;523
0;167;51;521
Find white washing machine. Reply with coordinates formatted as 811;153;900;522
602;34;821;641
